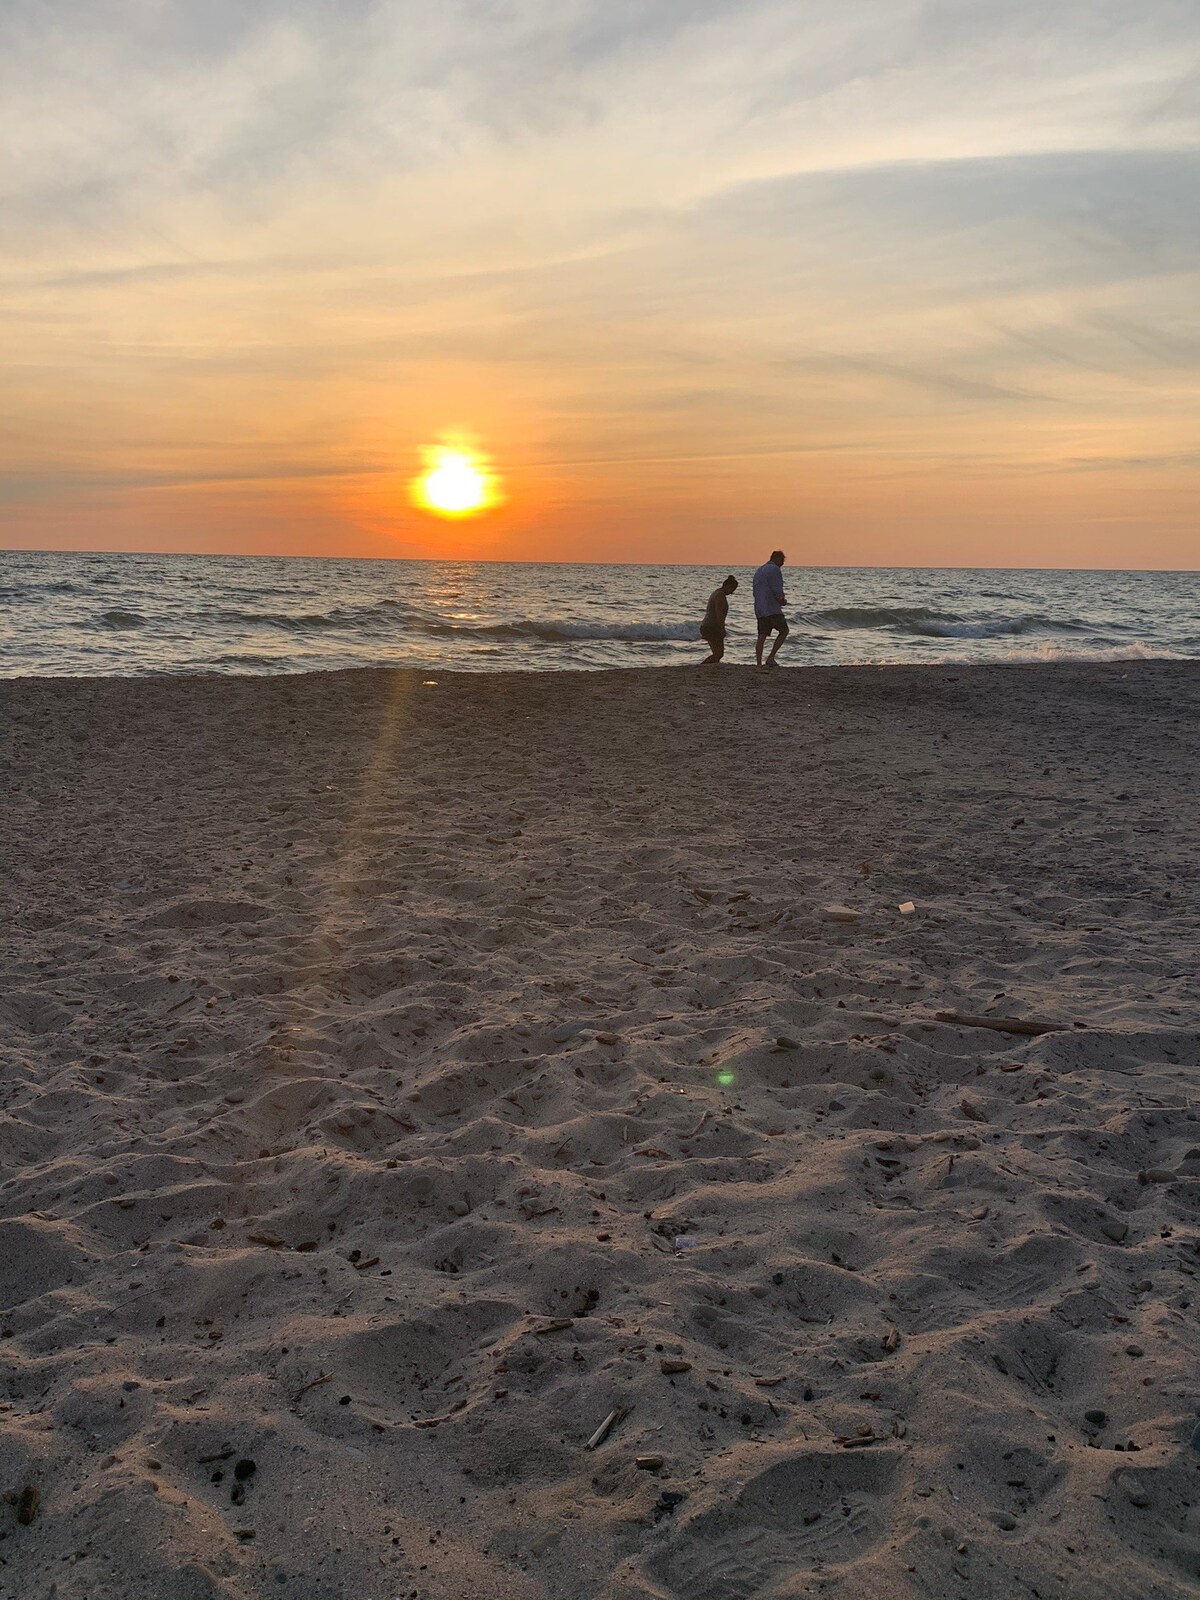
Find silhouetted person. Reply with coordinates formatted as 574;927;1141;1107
753;550;789;668
699;575;738;664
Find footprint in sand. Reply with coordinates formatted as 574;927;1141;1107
649;1447;903;1600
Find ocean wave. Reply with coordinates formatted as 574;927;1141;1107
98;608;146;630
210;600;420;632
211;603;696;644
453;618;697;643
809;605;1088;640
918;618;1029;639
996;639;1186;664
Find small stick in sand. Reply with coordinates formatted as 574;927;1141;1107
585;1404;629;1451
935;1011;1069;1037
291;1372;333;1403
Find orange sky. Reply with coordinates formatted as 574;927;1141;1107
2;2;1197;568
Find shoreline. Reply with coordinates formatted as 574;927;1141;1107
2;658;1198;1599
3;653;1196;686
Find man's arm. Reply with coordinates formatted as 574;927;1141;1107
772;568;787;608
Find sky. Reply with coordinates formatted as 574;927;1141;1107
2;0;1198;568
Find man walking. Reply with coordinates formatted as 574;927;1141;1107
698;574;738;664
753;550;789;667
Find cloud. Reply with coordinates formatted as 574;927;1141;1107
1;0;1197;561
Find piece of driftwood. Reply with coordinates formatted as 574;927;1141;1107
935;1011;1068;1037
585;1405;629;1451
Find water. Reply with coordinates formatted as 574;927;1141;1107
0;550;1196;677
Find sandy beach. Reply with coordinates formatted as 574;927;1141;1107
1;659;1198;1600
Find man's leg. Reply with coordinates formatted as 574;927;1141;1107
765;621;789;666
755;626;766;667
710;635;725;664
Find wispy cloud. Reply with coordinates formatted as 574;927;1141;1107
1;0;1197;563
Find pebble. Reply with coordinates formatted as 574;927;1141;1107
16;1486;39;1526
772;1272;784;1286
1084;1409;1108;1428
661;1359;692;1375
635;1455;664;1471
988;1511;1017;1531
1100;1219;1129;1244
652;1489;686;1524
775;1035;799;1050
1143;1168;1174;1183
1125;1344;1144;1357
1123;1485;1151;1509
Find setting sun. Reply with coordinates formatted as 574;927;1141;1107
410;442;501;519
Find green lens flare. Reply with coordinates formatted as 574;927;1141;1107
716;1069;736;1087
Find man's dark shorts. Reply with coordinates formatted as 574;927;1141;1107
756;613;789;639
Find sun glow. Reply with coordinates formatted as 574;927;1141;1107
410;442;501;519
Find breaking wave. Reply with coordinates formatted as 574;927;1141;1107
214;603;696;644
809;605;1087;639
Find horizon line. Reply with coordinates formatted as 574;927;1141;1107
1;545;1197;576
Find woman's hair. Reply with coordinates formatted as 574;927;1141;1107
723;575;739;590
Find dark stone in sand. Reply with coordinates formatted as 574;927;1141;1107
234;1458;257;1481
1084;1410;1108;1428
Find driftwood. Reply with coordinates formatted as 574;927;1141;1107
935;1011;1069;1037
